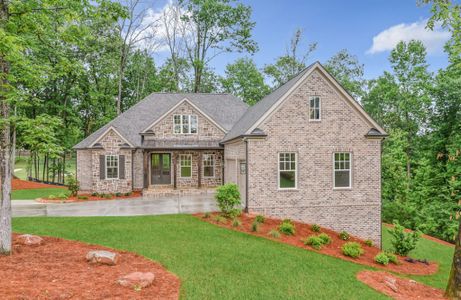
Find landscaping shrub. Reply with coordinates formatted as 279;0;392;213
103;194;113;199
57;193;68;200
339;231;350;241
318;233;331;245
66;175;79;197
304;235;323;250
48;194;57;200
268;229;280;238
232;218;241;227
311;224;321;232
374;252;390;265
91;192;98;197
251;220;259;232
385;251;398;264
215;183;241;218
203;212;211;218
77;195;88;200
255;215;265;224
364;239;373;247
278;220;295;235
124;192;132;196
115;192;122;197
341;242;364;258
388;221;421;256
214;215;227;224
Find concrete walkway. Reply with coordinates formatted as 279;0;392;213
12;194;218;217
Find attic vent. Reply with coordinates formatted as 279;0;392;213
92;143;103;149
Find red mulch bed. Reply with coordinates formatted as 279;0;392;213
357;270;446;300
11;178;64;190
37;191;142;203
198;213;438;275
0;234;180;300
384;223;455;247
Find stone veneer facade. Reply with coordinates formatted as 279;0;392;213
226;70;383;246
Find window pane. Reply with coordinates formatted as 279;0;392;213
204;166;214;177
335;170;350;187
182;115;189;133
279;152;296;188
181;166;191;177
280;171;295;188
190;115;198;133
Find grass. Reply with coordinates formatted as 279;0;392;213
12;188;68;200
11;216;454;299
14;156;76;183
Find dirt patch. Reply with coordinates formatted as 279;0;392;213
357;270;446;300
198;213;438;275
37;191;142;203
384;223;454;247
11;178;65;190
0;234;180;300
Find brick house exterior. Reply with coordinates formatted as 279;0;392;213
74;62;386;245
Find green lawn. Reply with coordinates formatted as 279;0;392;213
12;188;68;200
14;156;76;182
12;215;454;299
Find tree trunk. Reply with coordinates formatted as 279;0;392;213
0;0;12;255
446;217;461;299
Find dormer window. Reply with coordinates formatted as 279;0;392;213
173;114;198;134
309;96;321;120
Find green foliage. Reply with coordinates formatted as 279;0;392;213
66;175;79;197
364;240;373;247
311;224;321;232
255;215;265;224
103;194;113;199
304;235;323;250
388;222;421;256
268;229;281;239
57;193;69;200
115;192;122;197
278;220;296;236
318;233;331;245
203;212;211;219
215;183;241;218
214;215;227;224
251;220;259;232
342;242;364;258
48;195;57;200
77;195;89;200
339;231;350;241
374;252;390;265
385;251;398;264
91;192;98;197
232;218;241;227
124;192;132;197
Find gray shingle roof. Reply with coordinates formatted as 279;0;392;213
222;63;316;142
74;93;248;149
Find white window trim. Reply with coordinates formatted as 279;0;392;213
309;96;321;122
105;154;119;180
277;152;298;190
333;152;352;190
179;154;193;178
202;153;215;178
173;114;198;135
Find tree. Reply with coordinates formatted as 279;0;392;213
264;28;317;87
179;0;258;92
324;49;366;99
221;58;270;105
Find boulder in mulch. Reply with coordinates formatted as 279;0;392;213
86;250;118;265
17;234;43;246
117;272;155;288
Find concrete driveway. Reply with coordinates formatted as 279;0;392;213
12;194;218;217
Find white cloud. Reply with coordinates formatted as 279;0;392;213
367;19;450;54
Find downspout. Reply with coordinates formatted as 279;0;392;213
244;138;249;213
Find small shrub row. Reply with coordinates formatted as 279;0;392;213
311;224;321;232
339;231;350;241
268;229;280;238
90;192;132;198
47;193;69;200
278;219;295;235
374;251;399;265
304;233;331;250
342;242;364;258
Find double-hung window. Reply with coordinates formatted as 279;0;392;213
279;152;297;189
334;152;351;188
180;154;192;178
309;96;321;120
173;114;198;134
203;154;214;177
106;155;119;179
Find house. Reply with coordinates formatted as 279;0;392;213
74;62;387;245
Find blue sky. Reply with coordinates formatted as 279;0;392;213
148;0;450;79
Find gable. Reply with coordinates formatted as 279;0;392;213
90;127;133;149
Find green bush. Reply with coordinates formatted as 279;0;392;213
77;195;88;200
311;224;321;232
47;194;57;200
124;192;132;196
304;235;323;250
232;218;241;227
115;192;122;197
103;193;113;199
203;212;211;219
215;183;241;218
255;215;265;224
91;192;98;197
385;251;398;264
341;242;364;258
268;229;280;238
214;215;227;224
251;220;259;232
318;233;331;245
375;252;390;265
66;175;79;197
57;193;68;200
339;231;350;241
388;221;421;256
278;220;295;235
364;239;373;247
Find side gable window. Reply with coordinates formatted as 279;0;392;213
334;152;351;188
279;152;297;189
174;115;198;134
106;155;119;179
309;96;321;120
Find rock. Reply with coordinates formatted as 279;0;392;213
117;272;155;288
384;276;398;293
17;234;43;246
86;250;118;265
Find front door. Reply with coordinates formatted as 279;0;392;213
151;153;171;185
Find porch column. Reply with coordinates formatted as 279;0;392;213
173;153;177;189
143;151;149;189
198;151;202;188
